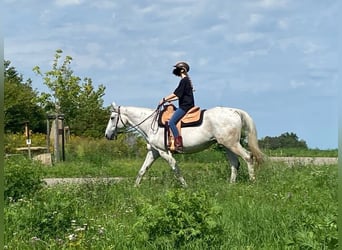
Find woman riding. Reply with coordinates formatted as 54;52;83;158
159;61;195;152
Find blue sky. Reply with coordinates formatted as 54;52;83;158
3;0;339;149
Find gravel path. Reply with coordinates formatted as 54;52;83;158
269;157;337;166
43;177;124;186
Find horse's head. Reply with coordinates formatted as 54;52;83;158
105;102;125;140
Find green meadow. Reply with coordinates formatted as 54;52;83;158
4;137;338;249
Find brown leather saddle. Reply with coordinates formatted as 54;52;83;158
158;104;205;134
158;104;206;151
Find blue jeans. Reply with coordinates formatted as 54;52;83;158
169;108;186;137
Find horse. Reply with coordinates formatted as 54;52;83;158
105;102;264;187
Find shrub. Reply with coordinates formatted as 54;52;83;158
4;156;45;202
65;134;147;164
134;189;224;248
5;187;84;244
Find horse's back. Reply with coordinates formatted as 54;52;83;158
205;106;243;123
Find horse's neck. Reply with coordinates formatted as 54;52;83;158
122;106;154;133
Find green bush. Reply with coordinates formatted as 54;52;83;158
134;189;224;248
5;186;85;246
65;134;147;164
4;156;45;202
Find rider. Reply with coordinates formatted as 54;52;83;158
159;61;195;152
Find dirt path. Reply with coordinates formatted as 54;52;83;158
43;177;124;186
269;157;337;166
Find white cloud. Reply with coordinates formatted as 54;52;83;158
248;13;264;26
256;0;288;9
290;80;305;89
243;49;269;57
55;0;82;7
303;42;320;54
89;1;117;9
234;32;264;44
277;19;289;30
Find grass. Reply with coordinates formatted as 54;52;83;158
4;153;338;249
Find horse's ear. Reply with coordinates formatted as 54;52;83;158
112;102;117;110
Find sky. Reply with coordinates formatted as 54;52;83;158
3;0;339;149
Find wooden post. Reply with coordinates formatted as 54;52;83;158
25;122;31;159
54;116;59;162
46;118;50;153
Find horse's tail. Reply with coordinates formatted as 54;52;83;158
237;109;265;165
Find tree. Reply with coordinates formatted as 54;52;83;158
72;78;109;137
33;49;107;137
4;60;45;133
259;132;308;150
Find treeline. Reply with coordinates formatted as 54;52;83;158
258;132;308;150
4;49;108;138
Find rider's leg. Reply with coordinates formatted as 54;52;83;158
169;108;185;137
169;108;186;151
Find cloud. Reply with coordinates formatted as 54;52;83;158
303;41;320;54
290;80;305;89
255;0;288;9
277;19;289;30
55;0;82;6
248;13;264;26
234;32;264;44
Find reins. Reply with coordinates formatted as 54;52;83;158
114;105;161;135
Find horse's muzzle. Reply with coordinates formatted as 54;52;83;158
105;133;115;140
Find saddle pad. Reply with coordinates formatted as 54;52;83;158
158;104;206;127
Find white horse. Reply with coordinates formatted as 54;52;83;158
105;102;264;187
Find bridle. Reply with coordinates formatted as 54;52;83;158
111;105;161;137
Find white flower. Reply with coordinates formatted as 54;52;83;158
68;234;77;241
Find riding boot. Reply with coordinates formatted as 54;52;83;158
174;136;183;152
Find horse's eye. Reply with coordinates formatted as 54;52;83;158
111;117;115;120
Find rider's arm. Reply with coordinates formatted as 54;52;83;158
160;93;178;105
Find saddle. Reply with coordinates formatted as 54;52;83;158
158;104;205;152
158;104;205;135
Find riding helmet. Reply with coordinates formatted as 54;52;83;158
173;61;190;76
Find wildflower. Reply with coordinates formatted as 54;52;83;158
30;236;40;242
75;227;86;233
68;234;77;241
56;238;64;245
98;226;105;235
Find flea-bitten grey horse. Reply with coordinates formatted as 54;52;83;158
105;102;264;187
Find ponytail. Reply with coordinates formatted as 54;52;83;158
184;72;195;92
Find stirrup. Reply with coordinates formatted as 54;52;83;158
174;145;183;153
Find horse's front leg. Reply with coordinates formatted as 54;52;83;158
159;150;188;187
135;145;159;187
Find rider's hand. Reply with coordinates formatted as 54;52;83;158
159;98;165;106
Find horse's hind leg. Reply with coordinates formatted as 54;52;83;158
223;143;255;182
225;149;240;183
135;145;160;187
159;150;188;187
229;143;255;181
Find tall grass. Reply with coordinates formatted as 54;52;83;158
4;156;337;249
